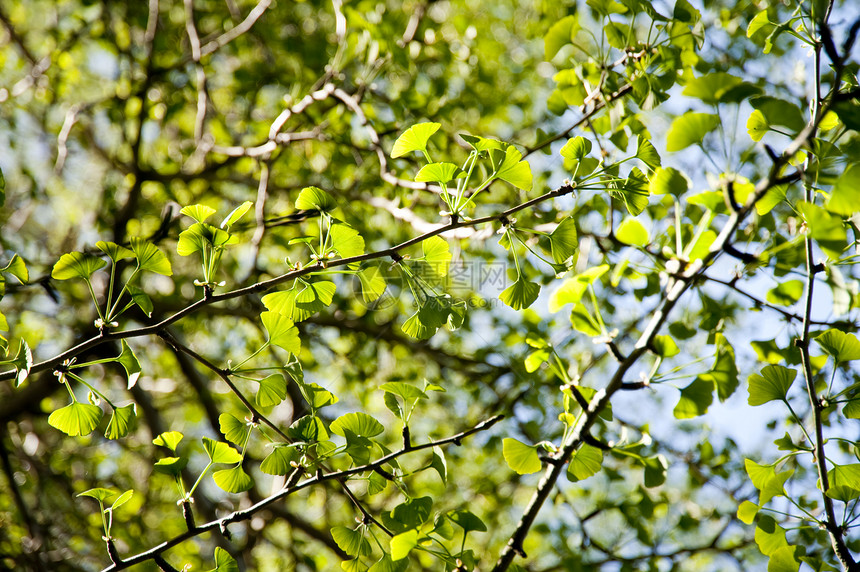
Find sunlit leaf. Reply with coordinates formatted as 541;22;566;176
261;311;301;354
616;217;649;246
642;454;668;487
544;15;578;60
331;526;372;557
257;373;287;407
180;204;216;224
549;218;578;264
210;547;239;572
649;167;688;197
287;415;328;443
126;284;153;317
460;133;504;152
666;112;719;152
49;402;103;436
745;459;793;504
116;340;141;389
747;109;769;142
815;329;860;363
105;403;136;439
559;136;592;161
391;122;440;158
220;201;253;230
357;266;387;302
153;431;184;452
829;164;860;216
737;500;759;524
111;489;134;511
494;145;533;190
825;464;860;501
219;413;247;446
567;444;603;482
502;438;541;474
448;509;487;533
295;186;337;212
95;241;134;263
570;302;601;336
673;377;713;419
330;412;384;438
130;239;172;275
652;335;679;357
77;487;116;503
636;136;661;169
500;278;540;310
213;465;253;493
330;223;365;260
390;529;419;560
51;252;106;281
414;162;463;184
260;446;296;475
421;235;451;277
765;280;804;306
202;436;242;464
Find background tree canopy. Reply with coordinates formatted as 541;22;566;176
1;0;860;570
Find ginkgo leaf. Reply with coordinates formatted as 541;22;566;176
421;236;451;277
502;438;542;474
295;280;336;312
287;415;328;442
153;431;184;452
330;223;365;260
636;136;661;169
261;288;315;322
673;377;713;419
105;403;136;439
380;382;428;401
549;265;608;312
570;302;601;336
303;382;338;409
666;112;719;151
51;252;106;281
126;284;153;317
560;136;592;161
357;266;387;302
500;278;540;310
155;457;186;477
256;373;287;407
567;444;603;482
180;204;217;224
390;529;419;560
616;217;649;246
652;335;679;357
330;412;384;438
49;402;103;436
117;340;141;389
202;436;242;464
295;186;337;212
220;201;253;230
460;133;504;152
494;145;533;190
130;239;172;275
745;459;793;505
210;547;239;572
828;165;860;216
2;253;28;284
331;526;372;557
391;122;440;158
765;280;804;306
825;464;860;501
96;241;134;262
747;109;769;142
414;162;463;184
261;311;301;354
448;509;487;533
219;413;247;446
549;218;578;265
78;487;116;503
544;15;578;60
649;167;689;197
260;446;296;475
815;329;860;363
213;465;253;493
111;489;134;511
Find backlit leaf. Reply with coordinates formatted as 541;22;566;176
117;340;141;389
414;162;463;184
153;431;183;452
549;217;578;264
815;329;860;363
748;365;796;405
49;402;103;436
51;252;106;281
260;446;296;475
649;167;688;197
261;311;301;354
257;373;288;407
567;444;603;482
105;403;136;439
500;278;540;310
673;377;713;419
212;465;253;493
391;122;440;158
180;204;216;224
494;145;533;190
330;223;365;260
96;241;134;262
202;436;242;464
220;201;253;230
295;186;337;211
219;413;247;446
331;526;372;557
502;438;542;474
636;136;661;169
765;280;804;306
390;529;418;561
130;238;172;275
421;236;450;277
616;217;649;246
210;547;239;572
666;112;719;152
330;412;384;438
745;459;793;505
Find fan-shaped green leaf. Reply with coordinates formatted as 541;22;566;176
304;382;338;409
652;335;679;357
219;413;247;446
210;547;239;572
798;201;847;259
616;217;649;246
295;280;336;312
330;223;365;260
503;438;541;474
51;252;106;281
11;340;33;388
261;288;315;322
49;402;103;436
560;136;592;161
745;459;793;505
357;266;387;302
380;382;427;401
421;236;450;277
260;445;296;475
495;146;533;190
649;167;689;197
549;265;608;312
153;456;187;476
747;109;769;142
96;241;134;262
643;454;668;487
414;162;463;184
105;403;136;439
220;201;253;230
682;72;745;104
256;373;287;407
126;284;153;317
390;529;419;561
77;487;116;502
153;431;183;452
636;136;661;169
500;278;540;310
765;280;804;306
180;204;216;224
460;133;504;152
828;165;860;216
331;412;384;438
815;329;860;363
287;415;328;442
666;112;719;152
570;302;601;336
448;509;487;533
737;500;759;524
673;377;713;419
261;311;301;354
391;122;440;158
130;239;172;275
117;340;141;389
202;436;242;464
544;15;578;60
295;186;337;211
826;464;860;501
567;444;603;482
332;526;372;557
549;218;578;264
213;465;253;493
